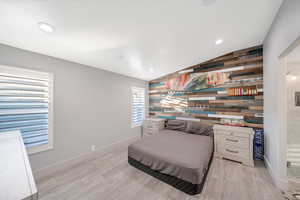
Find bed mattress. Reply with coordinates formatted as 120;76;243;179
128;130;213;188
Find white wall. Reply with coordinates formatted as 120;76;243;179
263;0;300;188
0;43;148;171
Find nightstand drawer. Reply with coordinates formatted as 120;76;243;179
143;128;160;136
217;134;249;149
218;145;249;161
143;123;164;129
215;129;249;138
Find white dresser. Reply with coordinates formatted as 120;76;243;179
213;124;254;167
142;118;165;138
0;131;38;200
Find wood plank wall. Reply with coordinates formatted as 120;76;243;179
149;45;263;129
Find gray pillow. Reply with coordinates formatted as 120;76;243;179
185;121;213;136
166;120;187;131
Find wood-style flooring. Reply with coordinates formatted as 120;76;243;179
35;140;284;200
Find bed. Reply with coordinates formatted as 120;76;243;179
128;120;214;195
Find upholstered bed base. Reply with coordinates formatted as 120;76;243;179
128;153;213;196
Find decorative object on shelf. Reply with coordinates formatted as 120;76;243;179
227;87;258;96
220;118;245;127
213;124;254;167
142;118;165;138
207;72;230;86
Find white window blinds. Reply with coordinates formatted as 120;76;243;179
131;87;145;127
0;65;53;153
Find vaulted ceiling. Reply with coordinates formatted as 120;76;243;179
0;0;282;80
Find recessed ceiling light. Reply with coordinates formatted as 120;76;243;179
38;22;54;33
291;76;297;80
215;39;223;45
286;74;297;80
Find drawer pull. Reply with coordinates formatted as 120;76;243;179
225;138;239;143
226;149;239;154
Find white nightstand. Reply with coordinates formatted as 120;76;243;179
213;124;254;167
142;118;165;138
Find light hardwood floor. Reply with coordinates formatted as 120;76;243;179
35;140;284;200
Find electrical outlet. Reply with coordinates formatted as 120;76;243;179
91;145;96;151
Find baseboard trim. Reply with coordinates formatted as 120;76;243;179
33;135;139;179
264;155;288;191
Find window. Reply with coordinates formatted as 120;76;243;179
0;65;53;154
131;87;145;127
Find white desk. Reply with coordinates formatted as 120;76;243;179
0;131;38;200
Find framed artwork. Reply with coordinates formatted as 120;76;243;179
295;91;300;106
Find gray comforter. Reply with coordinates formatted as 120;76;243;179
128;129;213;184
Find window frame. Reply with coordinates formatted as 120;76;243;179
131;86;145;128
0;65;54;154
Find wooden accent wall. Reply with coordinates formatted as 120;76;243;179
149;45;263;129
